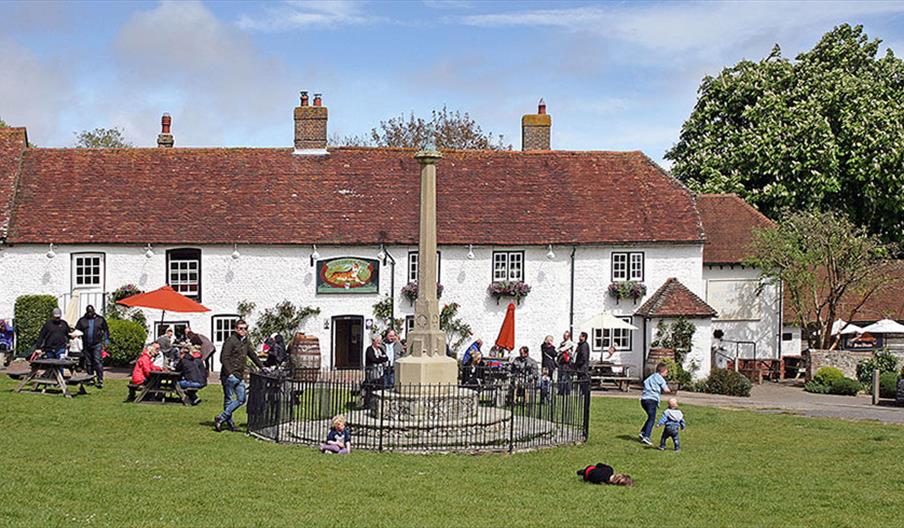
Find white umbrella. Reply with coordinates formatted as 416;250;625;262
831;319;863;336
580;312;638;331
860;319;904;334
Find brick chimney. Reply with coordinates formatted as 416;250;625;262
293;91;328;155
157;113;174;148
521;98;551;151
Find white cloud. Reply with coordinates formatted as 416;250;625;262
456;1;904;55
236;0;385;32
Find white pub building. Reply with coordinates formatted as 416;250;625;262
0;94;782;377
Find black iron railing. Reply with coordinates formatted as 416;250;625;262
247;369;590;453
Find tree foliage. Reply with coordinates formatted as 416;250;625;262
73;127;133;148
666;24;904;245
236;300;320;345
332;106;511;150
746;210;896;350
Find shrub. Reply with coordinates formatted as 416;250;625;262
105;284;147;330
828;377;861;396
661;358;692;389
107;319;147;367
879;371;899;399
14;295;58;356
804;380;831;394
699;368;752;397
856;350;899;385
814;367;845;386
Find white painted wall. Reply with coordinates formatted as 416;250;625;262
703;265;781;360
0;242;706;377
644;316;712;381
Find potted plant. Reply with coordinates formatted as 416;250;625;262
607;281;647;303
401;281;444;304
487;281;532;305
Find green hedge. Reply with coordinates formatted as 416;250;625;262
879;372;899;399
828;377;861;396
107;319;147;367
697;368;752;397
14;295;59;356
814;367;845;386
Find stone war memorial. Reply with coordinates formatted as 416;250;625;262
246;146;590;453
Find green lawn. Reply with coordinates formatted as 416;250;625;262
1;378;902;528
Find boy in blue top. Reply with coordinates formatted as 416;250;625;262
639;362;671;446
656;398;686;451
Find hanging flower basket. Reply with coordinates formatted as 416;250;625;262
487;281;532;305
401;281;444;304
607;281;647;303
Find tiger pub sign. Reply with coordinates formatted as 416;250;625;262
316;257;380;294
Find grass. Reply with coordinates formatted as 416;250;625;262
1;378;903;528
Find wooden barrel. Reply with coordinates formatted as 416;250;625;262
289;333;321;382
645;347;675;378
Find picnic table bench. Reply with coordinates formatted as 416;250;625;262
130;370;197;405
589;362;632;392
13;358;93;398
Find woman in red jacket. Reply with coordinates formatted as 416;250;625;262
132;342;162;385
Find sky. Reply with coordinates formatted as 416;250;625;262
1;0;903;164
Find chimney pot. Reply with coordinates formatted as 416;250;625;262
294;91;328;154
157;113;174;148
521;98;551;151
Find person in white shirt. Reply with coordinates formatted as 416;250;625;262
383;329;400;387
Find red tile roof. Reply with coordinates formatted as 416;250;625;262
0;128;28;240
696;194;775;264
0;140;705;246
635;277;717;319
784;260;904;324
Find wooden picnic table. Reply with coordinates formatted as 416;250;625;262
133;370;192;405
589;362;632;392
14;358;93;398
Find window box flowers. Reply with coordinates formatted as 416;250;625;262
401;281;444;304
487;281;532;305
608;281;646;303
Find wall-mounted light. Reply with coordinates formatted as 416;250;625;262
323;319;330;330
45;243;56;259
377;244;387;264
310;245;320;266
231;244;240;260
546;244;555;260
144;244;154;259
466;244;475;260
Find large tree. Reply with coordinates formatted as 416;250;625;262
746;210;897;350
666;24;904;246
332;106;511;150
73;127;133;148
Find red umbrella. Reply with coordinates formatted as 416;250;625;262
117;285;210;322
495;302;516;352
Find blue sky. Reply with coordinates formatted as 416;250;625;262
2;0;903;164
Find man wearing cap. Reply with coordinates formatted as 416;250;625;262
75;305;110;388
34;308;73;360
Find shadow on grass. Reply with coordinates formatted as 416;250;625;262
615;434;642;443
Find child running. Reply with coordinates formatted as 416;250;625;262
656;398;686;452
320;415;352;455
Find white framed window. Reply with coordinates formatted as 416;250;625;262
407;251;441;283
155;321;189;341
72;253;104;290
166;248;201;301
595;316;634;351
492;251;524;281
211;315;240;345
612;252;644;282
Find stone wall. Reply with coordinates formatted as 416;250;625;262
805;349;874;380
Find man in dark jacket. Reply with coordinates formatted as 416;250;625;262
75;305;109;388
35;308;72;360
573;332;591;393
175;346;207;405
214;320;264;432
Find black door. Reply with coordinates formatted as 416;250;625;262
332;316;364;369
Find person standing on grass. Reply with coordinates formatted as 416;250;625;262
215;320;264;432
75;305;109;388
639;362;671;446
34;308;72;360
383;329;401;388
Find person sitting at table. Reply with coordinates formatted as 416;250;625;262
156;326;176;366
34;308;74;360
129;342;163;401
175;345;207;405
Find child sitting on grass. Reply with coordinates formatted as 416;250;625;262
656;398;686;452
320;415;351;455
